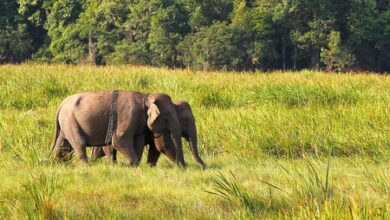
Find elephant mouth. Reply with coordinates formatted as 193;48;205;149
153;133;163;139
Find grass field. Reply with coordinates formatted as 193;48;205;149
0;64;389;219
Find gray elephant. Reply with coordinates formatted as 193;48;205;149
91;100;206;168
49;91;185;167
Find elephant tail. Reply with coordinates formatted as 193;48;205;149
48;108;62;157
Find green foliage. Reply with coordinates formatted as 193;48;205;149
108;40;151;65
179;22;236;70
0;24;32;63
321;31;355;71
21;173;60;219
206;171;255;213
148;1;189;66
1;0;389;71
199;90;234;109
0;1;34;63
281;159;333;203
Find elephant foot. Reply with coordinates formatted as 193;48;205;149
177;161;186;169
127;160;140;167
147;162;157;167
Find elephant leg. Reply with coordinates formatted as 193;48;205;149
66;134;87;163
112;148;117;162
52;133;65;158
61;122;88;163
161;148;178;164
112;136;139;166
147;142;161;167
154;133;178;164
72;145;87;163
102;146;116;164
91;147;105;161
56;140;73;161
134;134;145;161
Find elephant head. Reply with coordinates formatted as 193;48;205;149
145;93;186;167
148;100;206;169
174;100;206;169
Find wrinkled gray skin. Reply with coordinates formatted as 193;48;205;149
91;100;206;169
49;91;185;167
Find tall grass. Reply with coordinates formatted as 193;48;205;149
281;159;332;203
0;64;389;218
22;173;60;219
206;171;255;212
1;171;60;220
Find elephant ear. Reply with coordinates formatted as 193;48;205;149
147;103;160;126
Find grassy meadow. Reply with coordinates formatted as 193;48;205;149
0;64;389;219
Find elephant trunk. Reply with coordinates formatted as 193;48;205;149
171;131;186;168
188;122;206;169
170;116;186;168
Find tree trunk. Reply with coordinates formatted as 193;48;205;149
293;47;297;70
282;36;286;71
88;33;97;65
313;49;320;71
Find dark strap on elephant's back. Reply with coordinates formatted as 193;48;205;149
105;90;119;145
143;93;149;120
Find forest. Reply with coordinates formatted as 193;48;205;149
1;0;389;72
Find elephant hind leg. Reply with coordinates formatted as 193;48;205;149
50;133;64;157
112;136;139;166
56;139;73;161
66;132;87;163
69;142;87;163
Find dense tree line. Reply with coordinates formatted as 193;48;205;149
1;0;389;72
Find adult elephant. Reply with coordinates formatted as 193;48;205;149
91;100;206;169
49;91;185;167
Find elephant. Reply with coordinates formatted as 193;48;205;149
49;91;186;167
90;100;206;169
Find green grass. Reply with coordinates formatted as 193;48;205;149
0;64;389;219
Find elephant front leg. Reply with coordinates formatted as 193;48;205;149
153;133;180;165
147;142;161;167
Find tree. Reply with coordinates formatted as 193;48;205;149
148;0;190;67
179;22;235;71
108;0;159;65
41;0;84;63
251;0;279;70
320;31;355;71
77;0;129;64
291;19;334;70
0;0;33;63
0;0;388;71
185;0;234;32
229;0;254;70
